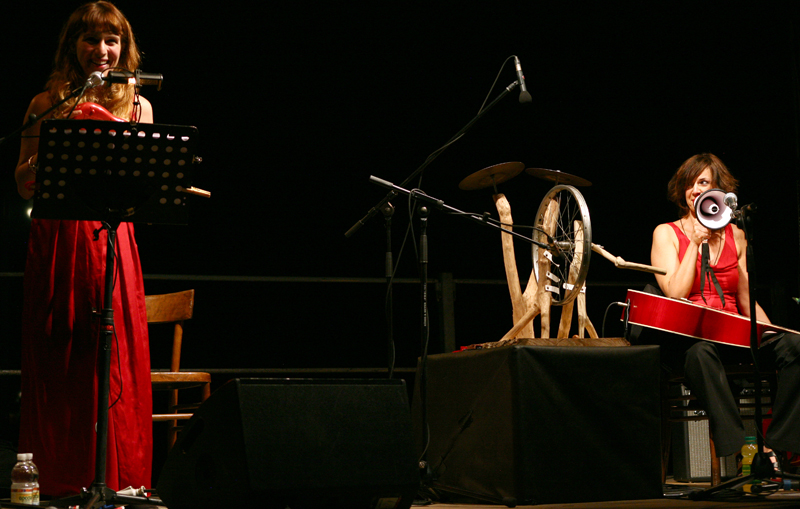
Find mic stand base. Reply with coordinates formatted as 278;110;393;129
688;452;784;500
37;221;157;509
51;486;163;509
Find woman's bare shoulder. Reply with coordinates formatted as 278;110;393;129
27;92;53;114
653;221;678;237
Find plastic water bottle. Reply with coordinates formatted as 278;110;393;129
10;453;40;505
741;436;757;476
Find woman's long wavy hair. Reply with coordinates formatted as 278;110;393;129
46;1;141;120
667;153;739;217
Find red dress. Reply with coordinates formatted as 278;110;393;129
19;219;152;496
669;222;739;313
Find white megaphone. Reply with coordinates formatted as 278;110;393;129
694;188;737;229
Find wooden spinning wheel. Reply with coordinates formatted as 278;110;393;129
459;163;663;348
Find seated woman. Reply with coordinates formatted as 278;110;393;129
650;153;800;469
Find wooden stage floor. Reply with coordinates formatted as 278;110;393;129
5;482;798;508
4;475;796;508
412;480;800;509
137;490;800;509
127;480;800;508
422;498;800;509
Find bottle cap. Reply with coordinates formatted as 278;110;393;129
16;453;26;461
745;436;757;444
26;453;33;461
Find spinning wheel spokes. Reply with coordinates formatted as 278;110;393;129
532;185;592;306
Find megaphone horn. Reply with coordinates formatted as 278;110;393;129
694;188;734;230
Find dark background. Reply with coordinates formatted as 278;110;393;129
2;2;800;373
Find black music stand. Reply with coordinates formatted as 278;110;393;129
17;119;199;509
31;119;198;225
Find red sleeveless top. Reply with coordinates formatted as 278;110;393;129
668;222;740;314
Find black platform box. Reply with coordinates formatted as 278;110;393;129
412;345;663;505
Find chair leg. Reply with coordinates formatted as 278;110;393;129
168;421;177;450
660;377;671;483
168;388;179;451
709;433;721;486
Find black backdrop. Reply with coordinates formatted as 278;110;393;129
2;2;799;373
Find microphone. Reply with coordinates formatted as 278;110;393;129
514;56;532;104
85;71;104;89
724;192;738;211
135;71;164;88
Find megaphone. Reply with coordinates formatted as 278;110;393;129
694;188;736;229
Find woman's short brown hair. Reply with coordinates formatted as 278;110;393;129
667;153;739;217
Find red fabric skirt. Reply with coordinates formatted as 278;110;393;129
19;219;152;496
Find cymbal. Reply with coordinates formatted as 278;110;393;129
458;162;525;191
525;167;592;187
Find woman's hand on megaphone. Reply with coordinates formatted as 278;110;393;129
687;217;717;246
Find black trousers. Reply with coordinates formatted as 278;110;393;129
682;333;800;457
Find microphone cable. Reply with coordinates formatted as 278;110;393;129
602;300;629;339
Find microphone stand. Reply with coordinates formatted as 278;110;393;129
347;78;523;420
382;203;396;378
370;177;557;496
0;79;94;148
417;204;433;484
344;80;522;238
369;175;562;285
349;76;525;497
369;176;553;250
690;204;799;500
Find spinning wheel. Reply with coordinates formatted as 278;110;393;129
531;185;592;306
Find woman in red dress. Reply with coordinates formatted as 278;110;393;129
651;153;800;470
14;1;153;496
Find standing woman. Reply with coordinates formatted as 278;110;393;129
14;1;153;497
651;153;800;466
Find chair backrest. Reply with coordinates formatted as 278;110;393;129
145;289;194;373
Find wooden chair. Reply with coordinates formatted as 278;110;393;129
661;367;775;486
146;289;211;449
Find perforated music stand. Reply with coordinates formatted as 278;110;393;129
29;119;199;509
32;119;199;225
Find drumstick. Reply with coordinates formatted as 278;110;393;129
591;243;666;275
181;186;211;198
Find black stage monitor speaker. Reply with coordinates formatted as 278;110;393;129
157;378;419;509
413;345;663;505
